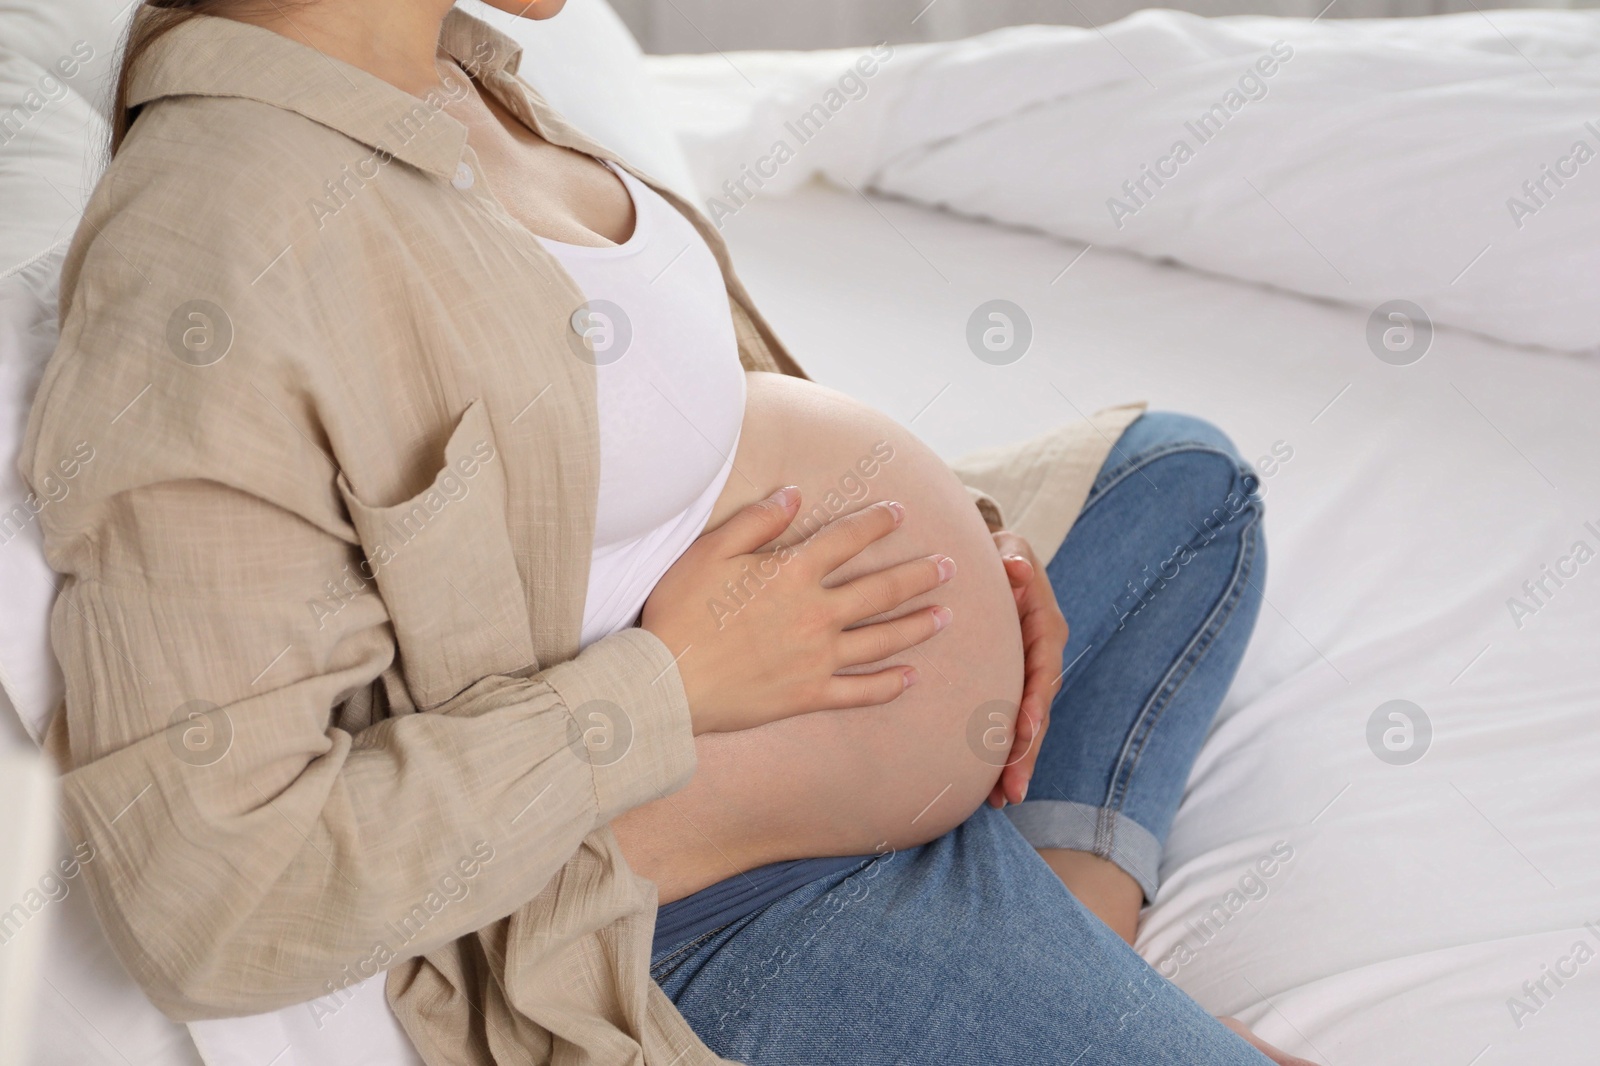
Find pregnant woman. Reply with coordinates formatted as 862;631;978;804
24;0;1303;1063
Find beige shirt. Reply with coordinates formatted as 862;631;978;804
22;9;1142;1065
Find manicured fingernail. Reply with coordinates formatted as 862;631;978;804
886;500;905;524
935;555;956;582
773;485;799;506
902;666;919;687
931;605;952;631
1019;782;1029;803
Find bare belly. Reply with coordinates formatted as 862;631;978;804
611;372;1025;902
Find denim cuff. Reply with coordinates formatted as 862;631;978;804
1003;800;1162;902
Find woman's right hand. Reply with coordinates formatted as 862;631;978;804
641;485;955;735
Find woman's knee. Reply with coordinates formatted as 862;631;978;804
1092;412;1262;522
1115;411;1243;465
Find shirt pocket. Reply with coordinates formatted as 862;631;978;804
336;399;537;711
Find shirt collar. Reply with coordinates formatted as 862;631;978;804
126;8;526;181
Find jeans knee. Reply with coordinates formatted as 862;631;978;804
1099;412;1263;520
1117;411;1242;465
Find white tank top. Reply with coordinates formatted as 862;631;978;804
537;161;747;648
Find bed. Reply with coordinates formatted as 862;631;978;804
3;2;1597;1064
682;174;1600;1064
644;20;1600;1060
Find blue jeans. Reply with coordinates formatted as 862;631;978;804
651;413;1269;1064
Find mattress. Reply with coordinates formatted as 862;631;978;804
705;176;1600;1064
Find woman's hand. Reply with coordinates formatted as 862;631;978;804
987;530;1069;808
642;486;955;736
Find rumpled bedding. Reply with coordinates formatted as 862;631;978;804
649;9;1600;353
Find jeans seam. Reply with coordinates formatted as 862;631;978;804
651;925;730;983
1098;495;1262;853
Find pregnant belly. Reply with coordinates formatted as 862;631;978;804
611;371;1025;902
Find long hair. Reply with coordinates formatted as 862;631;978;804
109;2;294;157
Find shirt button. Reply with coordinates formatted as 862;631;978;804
452;162;475;190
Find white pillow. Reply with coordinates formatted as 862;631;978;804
0;45;105;274
0;40;104;740
0;0;129;114
0;242;71;743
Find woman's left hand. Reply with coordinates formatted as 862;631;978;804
987;530;1068;808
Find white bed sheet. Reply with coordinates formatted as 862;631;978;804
709;177;1600;1065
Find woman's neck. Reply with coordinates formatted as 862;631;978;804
218;0;458;96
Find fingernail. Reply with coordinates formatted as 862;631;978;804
1019;782;1029;803
935;555;956;582
902;666;919;688
885;500;905;525
931;605;952;631
772;485;798;507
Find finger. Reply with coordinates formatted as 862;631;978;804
1024;651;1064;714
1004;644;1058;802
1019;644;1063;720
703;485;801;557
1001;707;1042;803
835;554;954;625
1004;737;1041;804
987;782;1006;809
836;604;952;667
1010;697;1047;775
820;665;918;709
798;499;904;577
1022;612;1069;695
1000;764;1025;806
1007;564;1031;606
1002;554;1033;590
988;705;1039;809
